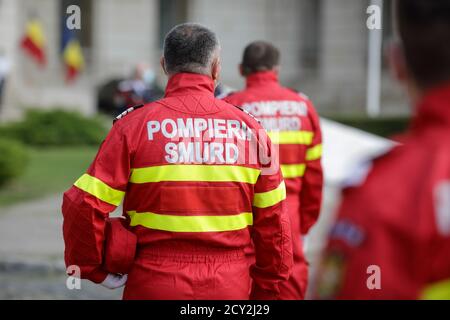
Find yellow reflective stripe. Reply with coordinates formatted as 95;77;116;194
421;279;450;300
74;174;125;206
281;164;306;178
306;144;323;161
268;130;314;145
253;181;286;208
127;211;253;232
130;165;260;184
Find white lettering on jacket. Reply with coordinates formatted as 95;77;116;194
148;118;253;141
149;118;254;165
240;100;307;131
241;100;308;117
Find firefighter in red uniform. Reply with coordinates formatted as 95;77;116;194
62;23;293;300
224;42;323;299
314;0;450;299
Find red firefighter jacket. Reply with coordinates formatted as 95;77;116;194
314;83;450;299
62;72;293;298
224;71;323;235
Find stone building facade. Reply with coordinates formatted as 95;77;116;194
0;0;407;121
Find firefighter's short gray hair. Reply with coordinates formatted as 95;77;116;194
163;23;220;75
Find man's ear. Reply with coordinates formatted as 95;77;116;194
387;41;422;102
273;65;280;74
387;42;408;84
239;64;245;77
160;56;168;75
211;57;221;81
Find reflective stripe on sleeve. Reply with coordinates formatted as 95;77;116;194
130;165;261;184
281;164;306;178
74;173;125;206
306;144;323;161
127;211;253;232
268;130;313;145
421;279;450;300
253;181;286;208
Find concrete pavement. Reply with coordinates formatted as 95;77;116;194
0;195;123;299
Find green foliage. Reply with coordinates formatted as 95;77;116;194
0;109;108;146
0;138;28;187
0;147;97;206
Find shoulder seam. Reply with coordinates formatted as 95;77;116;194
232;104;261;124
113;104;145;124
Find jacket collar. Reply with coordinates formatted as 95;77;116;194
164;72;215;97
411;82;450;133
246;70;279;88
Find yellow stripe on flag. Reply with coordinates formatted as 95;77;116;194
74;174;124;206
127;211;253;232
63;40;84;70
27;20;46;48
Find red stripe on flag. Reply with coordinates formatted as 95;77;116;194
21;37;46;66
65;65;79;83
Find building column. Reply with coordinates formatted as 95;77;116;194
319;0;368;113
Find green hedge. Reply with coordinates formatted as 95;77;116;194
0;138;28;187
0;110;108;146
326;116;410;138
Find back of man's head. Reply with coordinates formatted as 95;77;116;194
396;0;450;89
241;41;280;76
163;23;219;76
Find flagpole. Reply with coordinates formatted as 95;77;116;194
366;0;383;118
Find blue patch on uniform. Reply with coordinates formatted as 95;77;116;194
329;219;365;247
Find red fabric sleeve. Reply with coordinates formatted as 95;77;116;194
314;187;418;299
61;122;131;283
249;131;293;300
300;102;324;235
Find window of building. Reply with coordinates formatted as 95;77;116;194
158;0;188;49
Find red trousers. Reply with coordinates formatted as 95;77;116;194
278;242;308;299
278;196;309;299
123;243;250;300
243;196;309;299
246;240;308;300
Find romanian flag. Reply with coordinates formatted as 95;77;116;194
61;26;84;82
20;19;46;65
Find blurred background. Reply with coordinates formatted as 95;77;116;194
0;0;406;299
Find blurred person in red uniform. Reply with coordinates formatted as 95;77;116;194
61;23;292;300
224;41;323;299
314;0;450;299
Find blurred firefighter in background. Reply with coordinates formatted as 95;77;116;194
314;0;450;299
62;23;293;300
97;64;163;117
114;63;163;114
224;41;323;299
